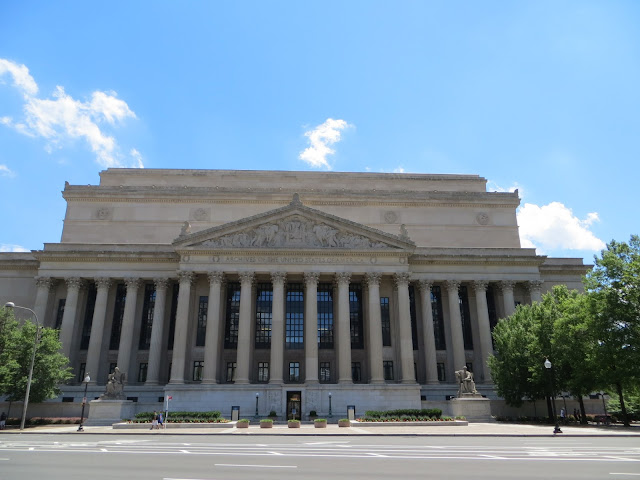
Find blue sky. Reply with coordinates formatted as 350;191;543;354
1;1;638;263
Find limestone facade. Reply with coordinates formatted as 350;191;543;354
0;169;588;418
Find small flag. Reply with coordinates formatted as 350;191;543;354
168;396;172;400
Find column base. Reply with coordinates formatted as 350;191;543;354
234;379;250;385
338;379;352;385
201;380;218;385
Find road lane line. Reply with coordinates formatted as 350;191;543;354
215;463;296;468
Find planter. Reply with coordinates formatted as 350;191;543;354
260;420;273;429
314;419;327;428
338;419;351;427
287;420;301;428
236;420;250;428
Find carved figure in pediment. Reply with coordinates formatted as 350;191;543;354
252;224;279;247
313;224;338;247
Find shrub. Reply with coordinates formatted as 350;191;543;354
314;418;327;423
309;410;317;417
237;418;250;424
287;419;300;423
268;410;277;417
260;418;273;424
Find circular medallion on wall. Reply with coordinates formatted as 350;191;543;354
384;211;398;223
476;212;490;225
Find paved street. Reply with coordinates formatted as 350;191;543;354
1;424;639;480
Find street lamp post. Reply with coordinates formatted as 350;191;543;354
544;357;562;434
328;392;332;418
600;391;609;424
255;392;259;418
77;374;91;432
4;302;40;431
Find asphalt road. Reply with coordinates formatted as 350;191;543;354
1;434;639;480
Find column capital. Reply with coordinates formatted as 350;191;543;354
472;280;489;292
207;271;225;285
271;271;287;286
35;276;55;290
177;271;194;284
445;279;461;291
153;277;170;290
239;271;255;285
65;277;85;290
335;272;351;286
94;277;113;290
393;272;411;287
124;277;142;290
527;280;544;292
418;279;433;292
499;280;516;292
364;272;382;287
303;271;320;285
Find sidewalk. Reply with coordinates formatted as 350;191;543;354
2;421;639;436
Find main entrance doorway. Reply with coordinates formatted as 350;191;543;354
286;391;302;420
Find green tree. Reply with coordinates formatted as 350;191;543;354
584;235;640;427
0;310;73;409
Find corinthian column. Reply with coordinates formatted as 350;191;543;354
85;278;112;385
117;278;142;380
335;272;352;384
270;272;286;384
528;280;543;303
33;277;54;328
146;278;169;385
202;272;224;384
418;280;438;384
446;280;466;373
304;272;320;384
473;281;493;383
59;277;84;358
234;272;254;385
395;273;416;383
500;281;516;318
170;271;194;384
366;273;385;384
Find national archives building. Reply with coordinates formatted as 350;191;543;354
0;169;588;419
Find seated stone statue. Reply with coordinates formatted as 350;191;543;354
455;366;478;397
101;366;126;400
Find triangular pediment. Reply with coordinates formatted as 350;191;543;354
173;194;415;251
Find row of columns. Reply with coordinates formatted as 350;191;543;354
31;273;543;386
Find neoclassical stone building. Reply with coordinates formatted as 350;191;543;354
0;169;588;418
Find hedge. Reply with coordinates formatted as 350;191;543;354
363;409;442;419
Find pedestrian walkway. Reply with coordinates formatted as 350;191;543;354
1;421;638;436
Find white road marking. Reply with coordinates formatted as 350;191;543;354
268;451;283;455
180;449;190;453
606;457;636;462
610;474;640;476
215;463;297;468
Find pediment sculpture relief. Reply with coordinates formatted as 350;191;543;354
199;215;392;249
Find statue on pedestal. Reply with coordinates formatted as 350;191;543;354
455;366;478;397
100;367;126;400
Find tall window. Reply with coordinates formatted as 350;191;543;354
78;363;86;383
196;296;208;347
437;362;446;381
109;283;127;350
167;283;179;350
317;283;334;349
380;297;391;346
193;361;204;381
139;284;156;350
319;362;331;382
255;283;273;348
352;362;362;382
409;285;418;350
138;363;148;383
487;285;498;330
458;286;474;350
289;362;300;382
224;283;241;348
349;284;363;349
80;284;97;350
383;361;394;381
54;299;65;330
286;284;304;349
258;362;269;382
431;286;446;350
226;362;236;382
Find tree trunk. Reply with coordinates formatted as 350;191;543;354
578;396;587;425
616;382;630;427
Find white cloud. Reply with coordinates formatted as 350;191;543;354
517;202;606;252
0;164;15;177
299;118;351;170
487;180;524;198
0;58;140;168
0;244;29;252
393;166;406;173
0;59;38;97
130;148;144;168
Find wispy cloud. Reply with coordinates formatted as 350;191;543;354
299;118;351;170
0;243;29;253
0;58;143;168
0;164;15;177
517;201;606;253
487;180;524;198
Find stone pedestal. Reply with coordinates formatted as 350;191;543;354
449;396;494;422
85;399;135;426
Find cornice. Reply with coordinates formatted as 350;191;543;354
33;250;179;263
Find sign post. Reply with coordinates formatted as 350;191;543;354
164;396;172;431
